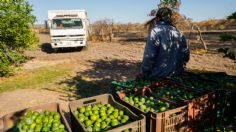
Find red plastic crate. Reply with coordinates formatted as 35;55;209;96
115;88;188;132
147;80;216;131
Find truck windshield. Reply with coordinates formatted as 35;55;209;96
51;18;83;29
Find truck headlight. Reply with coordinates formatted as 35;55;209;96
78;38;84;41
53;39;60;42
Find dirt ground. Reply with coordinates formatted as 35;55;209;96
0;33;236;117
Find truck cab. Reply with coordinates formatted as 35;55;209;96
48;10;89;51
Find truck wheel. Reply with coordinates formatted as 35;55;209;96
53;48;58;53
83;45;88;51
77;47;83;51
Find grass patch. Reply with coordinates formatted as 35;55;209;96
0;64;72;93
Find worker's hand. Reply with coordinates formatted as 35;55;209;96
135;73;144;81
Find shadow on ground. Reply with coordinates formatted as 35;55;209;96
57;59;141;100
53;58;236;101
41;43;54;53
41;43;84;54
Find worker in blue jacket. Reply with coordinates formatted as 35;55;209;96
137;7;190;79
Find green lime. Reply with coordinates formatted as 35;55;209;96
94;121;101;128
59;124;65;129
34;126;42;132
119;110;124;116
87;126;93;132
90;115;98;121
122;115;129;121
109;115;115;120
108;106;114;112
35;118;42;124
41;127;49;132
101;122;107;129
78;113;85;118
30;123;36;129
79;116;85;122
100;112;106;117
100;106;107;111
85;120;92;126
86;105;92;111
107;109;112;115
160;106;167;112
79;107;86;113
105;118;111;124
140;105;147;111
93;126;101;132
105;104;111;108
111;120;119;127
134;97;139;102
26;110;33;117
113;112;119;118
54;113;61;120
52;126;59;131
92;105;99;111
43;117;49;124
84;111;90;116
89;110;93;116
74;110;79;117
149;97;154;100
101;115;107;121
121;119;127;124
117;116;121;121
33;111;39;117
93;110;99;115
97;118;102;123
44;111;50;116
53;122;60;128
22;124;28;130
25;118;33;125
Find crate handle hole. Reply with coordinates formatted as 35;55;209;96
83;99;97;104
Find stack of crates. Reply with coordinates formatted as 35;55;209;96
112;77;216;132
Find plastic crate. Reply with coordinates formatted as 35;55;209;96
115;88;188;132
147;80;216;131
69;94;146;132
0;102;71;132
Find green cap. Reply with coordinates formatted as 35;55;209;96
156;7;172;23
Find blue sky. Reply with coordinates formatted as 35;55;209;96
28;0;236;24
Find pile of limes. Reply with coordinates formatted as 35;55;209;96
171;76;215;90
13;110;67;132
112;79;158;91
154;86;197;101
73;103;130;131
123;94;175;113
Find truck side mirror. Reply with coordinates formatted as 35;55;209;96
44;20;48;29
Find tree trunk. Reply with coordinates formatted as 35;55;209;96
197;27;207;51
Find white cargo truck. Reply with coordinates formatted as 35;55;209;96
48;10;89;51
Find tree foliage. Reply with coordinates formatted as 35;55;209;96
160;0;180;10
0;0;38;76
227;12;236;20
89;19;114;42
